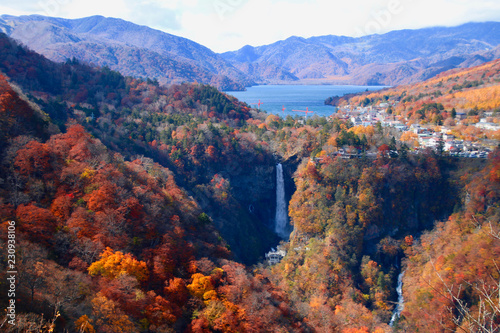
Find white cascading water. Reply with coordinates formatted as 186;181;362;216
389;270;405;327
275;163;288;238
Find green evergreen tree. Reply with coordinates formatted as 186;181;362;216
451;108;457;119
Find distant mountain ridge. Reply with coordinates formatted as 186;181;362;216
0;14;253;90
1;15;500;88
221;22;500;86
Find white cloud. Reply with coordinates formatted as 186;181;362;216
27;0;130;19
0;5;31;16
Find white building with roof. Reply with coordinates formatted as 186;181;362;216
476;122;499;131
265;247;286;265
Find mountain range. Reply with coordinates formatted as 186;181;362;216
222;22;500;85
0;14;253;90
1;14;500;88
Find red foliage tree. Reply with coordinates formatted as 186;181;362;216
66;206;95;239
16;203;57;244
377;144;390;155
86;181;118;212
50;194;73;223
49;124;93;160
14;141;53;178
164;277;188;306
0;74;35;141
144;291;178;327
205;145;217;160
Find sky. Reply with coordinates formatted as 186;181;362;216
1;0;500;52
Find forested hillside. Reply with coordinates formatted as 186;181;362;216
0;32;499;332
400;151;500;331
328;58;500;116
0;39;305;332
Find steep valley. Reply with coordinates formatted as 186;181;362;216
0;30;499;333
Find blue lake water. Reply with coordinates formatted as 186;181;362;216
226;85;386;118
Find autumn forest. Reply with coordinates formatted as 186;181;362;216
0;29;499;333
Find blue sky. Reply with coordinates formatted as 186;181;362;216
1;0;500;52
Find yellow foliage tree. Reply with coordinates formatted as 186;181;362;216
309;295;326;309
187;273;215;299
326;134;339;148
349;125;375;137
88;247;149;281
265;114;280;125
74;315;96;333
80;168;96;180
203;289;218;305
399;131;419;146
454;85;500;110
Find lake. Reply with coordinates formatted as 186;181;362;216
226;85;386;118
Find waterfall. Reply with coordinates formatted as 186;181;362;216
389;270;405;327
275;163;288;238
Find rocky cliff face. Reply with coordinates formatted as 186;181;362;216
190;161;282;264
197;157;299;264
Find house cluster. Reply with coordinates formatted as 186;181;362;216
475;117;500;131
334;103;408;130
411;125;445;149
331;102;496;157
411;125;490;157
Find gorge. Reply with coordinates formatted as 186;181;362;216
0;28;498;332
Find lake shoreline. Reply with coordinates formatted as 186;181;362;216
226;84;386;117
